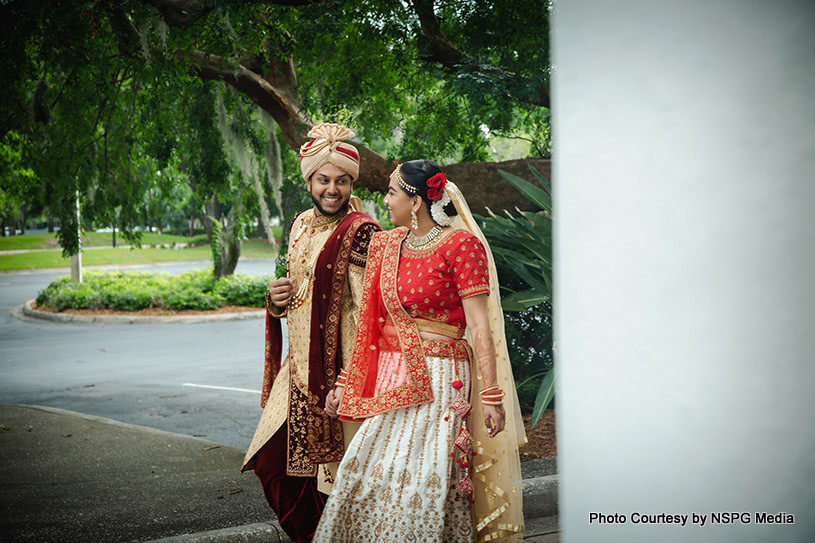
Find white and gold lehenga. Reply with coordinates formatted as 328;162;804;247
315;350;474;542
314;182;526;543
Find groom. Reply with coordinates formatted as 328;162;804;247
241;123;380;542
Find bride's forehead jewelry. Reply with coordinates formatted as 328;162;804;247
393;164;417;194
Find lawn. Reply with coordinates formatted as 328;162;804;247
0;236;279;271
0;231;206;251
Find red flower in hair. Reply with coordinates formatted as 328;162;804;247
426;172;447;201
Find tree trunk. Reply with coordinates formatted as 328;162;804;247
261;112;283;247
220;237;241;277
443;158;552;215
203;196;217;244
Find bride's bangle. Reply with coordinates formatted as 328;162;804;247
335;370;348;388
480;387;504;405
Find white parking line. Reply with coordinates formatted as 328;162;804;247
182;383;261;394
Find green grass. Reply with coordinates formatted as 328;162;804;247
0;237;278;271
240;238;279;259
0;231;206;251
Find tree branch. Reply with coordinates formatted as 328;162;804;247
142;0;325;28
409;0;550;108
180;50;311;149
411;0;466;70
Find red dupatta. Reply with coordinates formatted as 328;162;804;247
339;228;435;420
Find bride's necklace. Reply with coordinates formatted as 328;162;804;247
404;225;443;251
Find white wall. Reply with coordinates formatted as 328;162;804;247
553;1;815;542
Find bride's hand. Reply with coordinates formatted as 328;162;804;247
483;404;506;438
325;387;344;418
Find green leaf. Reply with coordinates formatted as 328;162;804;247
528;164;553;195
500;289;549;311
531;368;555;428
497;168;552;213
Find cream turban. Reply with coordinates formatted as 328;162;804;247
299;123;360;182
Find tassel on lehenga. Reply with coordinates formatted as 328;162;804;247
445;351;475;503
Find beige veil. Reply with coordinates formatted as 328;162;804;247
447;180;527;542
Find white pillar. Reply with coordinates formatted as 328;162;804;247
553;2;815;542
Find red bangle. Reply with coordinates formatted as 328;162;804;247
480;388;504;397
335;370;348;387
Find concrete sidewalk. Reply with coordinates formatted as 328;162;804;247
0;405;559;542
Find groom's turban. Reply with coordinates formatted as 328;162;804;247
299;123;360;182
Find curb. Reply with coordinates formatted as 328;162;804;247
146;522;290;543
523;474;560;518
17;299;265;325
145;469;559;543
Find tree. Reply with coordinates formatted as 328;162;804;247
1;0;552;258
0;131;38;236
156;0;553;209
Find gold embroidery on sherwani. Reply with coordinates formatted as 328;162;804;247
288;380;317;476
304;214;373;466
242;209;370;477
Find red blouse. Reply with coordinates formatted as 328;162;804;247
396;229;490;338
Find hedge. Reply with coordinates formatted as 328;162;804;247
36;270;272;312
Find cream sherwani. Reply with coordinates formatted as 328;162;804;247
243;209;365;493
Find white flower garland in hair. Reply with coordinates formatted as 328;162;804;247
430;188;453;226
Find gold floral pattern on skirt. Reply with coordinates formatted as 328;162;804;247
314;356;474;543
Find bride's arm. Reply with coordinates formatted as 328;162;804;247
462;293;506;437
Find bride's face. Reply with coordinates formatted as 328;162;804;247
383;170;416;227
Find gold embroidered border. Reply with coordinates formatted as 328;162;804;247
459;283;490;298
339;232;386;418
287;379;317;477
414;318;465;339
305;214;374;465
341;229;435;418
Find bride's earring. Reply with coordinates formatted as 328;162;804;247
410;209;419;230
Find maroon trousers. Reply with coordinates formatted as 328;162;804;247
253;425;327;543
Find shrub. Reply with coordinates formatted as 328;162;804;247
50;282;102;310
481;166;554;425
163;288;222;311
504;303;553;411
36;276;71;306
170;269;217;293
100;282;157;311
214;273;272;307
36;269;268;312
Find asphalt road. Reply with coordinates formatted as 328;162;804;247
0;260;283;449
